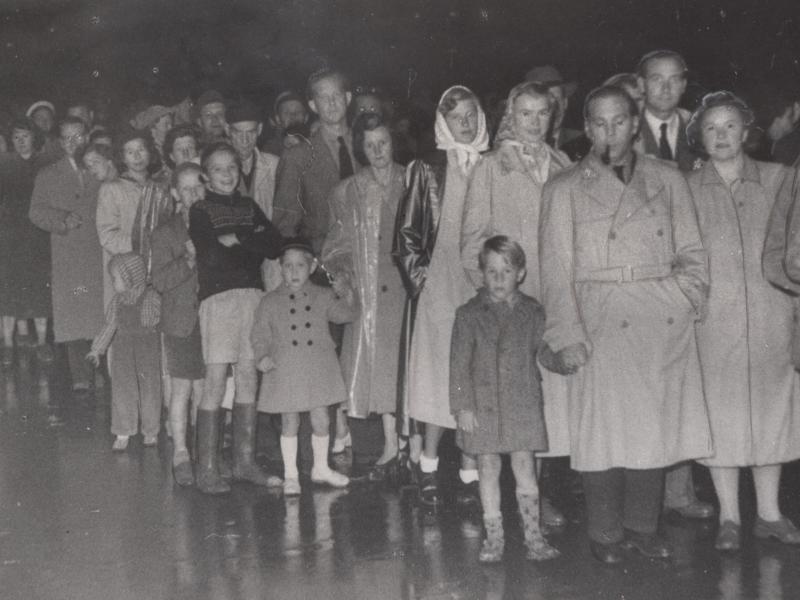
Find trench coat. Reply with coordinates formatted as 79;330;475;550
461;141;572;456
450;289;549;454
693;158;800;466
322;164;406;417
29;157;103;343
539;152;712;471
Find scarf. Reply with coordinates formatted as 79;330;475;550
434;85;489;176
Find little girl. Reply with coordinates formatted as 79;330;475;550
87;252;161;451
251;238;356;495
449;235;560;563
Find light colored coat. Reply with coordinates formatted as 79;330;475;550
539;153;712;471
29;157;104;343
461;141;572;456
691;158;800;466
96;178;141;307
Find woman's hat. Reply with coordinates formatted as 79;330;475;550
26;100;55;118
524;65;578;97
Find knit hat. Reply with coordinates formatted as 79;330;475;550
524;65;578;97
26;100;55;118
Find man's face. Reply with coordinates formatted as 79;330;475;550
585;94;638;163
228;120;262;159
67;105;93;128
276;100;307;130
31;107;54;133
198;102;226;139
309;76;351;126
172;170;206;212
640;57;687;116
170;135;198;166
59;122;87;158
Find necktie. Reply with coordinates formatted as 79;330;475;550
338;136;354;179
613;165;626;184
658;122;673;161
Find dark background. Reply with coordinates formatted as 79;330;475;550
1;0;799;123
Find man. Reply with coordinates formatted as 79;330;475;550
635;49;701;172
525;64;586;159
750;79;800;165
29;117;104;397
26;100;61;162
65;101;95;133
539;86;712;564
262;90;309;157
131;105;174;163
195;90;227;147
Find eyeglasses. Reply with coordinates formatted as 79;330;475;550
61;133;86;143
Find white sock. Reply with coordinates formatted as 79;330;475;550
459;468;479;484
311;434;331;475
420;454;439;474
280;435;299;480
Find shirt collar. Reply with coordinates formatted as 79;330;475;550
644;109;679;137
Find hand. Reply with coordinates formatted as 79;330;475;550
64;212;82;230
257;356;276;372
558;343;588;370
456;409;478;434
217;233;239;247
331;273;353;299
85;351;100;367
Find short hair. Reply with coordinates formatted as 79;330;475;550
58;116;87;137
163;124;200;169
604;72;639;90
79;141;114;165
352;112;393;167
273;90;305;116
89;129;112;145
509;81;555;110
279;246;315;264
686;90;755;151
478;235;526;271
305;67;349;101
637;49;688;78
200;141;242;172
114;129;156;171
9;117;44;151
583;85;639;121
750;79;800;127
438;86;479;116
170;161;203;190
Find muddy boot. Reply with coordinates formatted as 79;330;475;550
231;403;282;487
478;515;505;563
195;409;230;495
517;492;560;561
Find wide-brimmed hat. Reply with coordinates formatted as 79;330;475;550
26;100;55;118
130;105;173;130
524;65;578;97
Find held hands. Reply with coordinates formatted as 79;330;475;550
331;273;355;304
556;343;588;374
456;409;478;434
85;350;100;367
217;233;239;247
257;356;276;373
63;212;82;231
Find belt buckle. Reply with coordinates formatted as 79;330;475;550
620;265;634;283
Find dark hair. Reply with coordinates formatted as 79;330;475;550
170;161;203;189
750;80;800;128
79;141;115;166
637;49;688;78
200;141;242;172
305;67;349;101
352;112;393;167
478;235;526;271
114;129;156;172
583;85;640;121
89;129;112;145
438;86;479;116
58;116;87;137
604;72;639;90
9;117;44;152
163;124;200;169
686;90;755;152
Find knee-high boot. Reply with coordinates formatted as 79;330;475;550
195;409;230;495
231;403;282;487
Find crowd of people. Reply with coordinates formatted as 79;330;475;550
4;47;800;566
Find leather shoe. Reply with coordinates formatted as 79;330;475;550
715;520;740;551
754;516;800;544
667;500;715;520
541;496;567;528
589;540;625;565
621;530;672;558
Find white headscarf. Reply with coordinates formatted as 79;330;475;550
434;85;490;176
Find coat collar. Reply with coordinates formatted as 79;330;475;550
353;162;404;194
495;141;570;179
699;155;761;186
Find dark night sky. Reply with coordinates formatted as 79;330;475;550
0;0;799;122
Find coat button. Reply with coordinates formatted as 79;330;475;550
609;231;617;240
290;308;296;314
667;317;674;324
381;285;388;292
305;305;311;311
289;294;295;300
307;340;313;346
656;229;664;236
292;340;298;346
621;320;629;328
305;322;311;328
291;324;297;330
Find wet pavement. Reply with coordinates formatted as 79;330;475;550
2;345;800;599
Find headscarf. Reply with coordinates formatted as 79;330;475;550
434;85;489;175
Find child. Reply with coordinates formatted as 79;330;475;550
449;235;560;563
251;238;355;495
87;252;161;451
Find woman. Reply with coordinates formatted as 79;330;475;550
0;118;53;364
394;85;489;505
460;81;572;526
687;91;800;550
322;113;406;476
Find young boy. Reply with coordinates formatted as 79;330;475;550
251;238;355;495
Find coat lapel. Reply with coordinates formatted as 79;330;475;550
611;157;666;230
577;154;625;212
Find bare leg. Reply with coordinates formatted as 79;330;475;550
169;377;193;463
200;363;227;410
752;464;782;522
34;318;47;345
2;316;15;347
15;319;29;337
423;424;445;460
709;467;741;524
376;413;398;465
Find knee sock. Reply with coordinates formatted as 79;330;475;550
420;454;439;473
459;468;479;484
517;492;544;544
281;435;299;480
311;434;331;475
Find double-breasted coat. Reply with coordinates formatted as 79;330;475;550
29;157;104;343
539;153;712;471
694;158;800;466
450;290;549;455
322;164;407;417
461;141;572;456
251;283;357;414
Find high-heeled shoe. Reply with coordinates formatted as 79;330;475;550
366;456;398;482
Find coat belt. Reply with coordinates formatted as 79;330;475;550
574;263;673;283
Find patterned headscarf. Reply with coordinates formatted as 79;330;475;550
434;85;490;175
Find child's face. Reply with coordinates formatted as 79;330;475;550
482;251;525;303
205;150;239;195
280;249;316;292
111;268;128;294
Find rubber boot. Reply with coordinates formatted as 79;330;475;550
479;514;504;563
517;491;560;561
195;409;230;495
231;403;282;487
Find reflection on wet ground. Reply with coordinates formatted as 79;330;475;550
1;345;800;599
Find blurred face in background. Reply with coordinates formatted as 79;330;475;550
170;135;198;166
276;99;307;130
31;107;54;134
228;120;262;160
59;122;86;158
353;94;382;117
12;127;35;158
172;169;206;213
198;102;226;139
150;113;173;147
83;149;115;182
67;104;94;129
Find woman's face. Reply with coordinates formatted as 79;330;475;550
83;150;114;182
701;105;747;163
511;93;551;145
444;98;479;144
31;107;54;133
205;150;239;194
122;138;150;174
12;128;35;157
363;126;393;170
